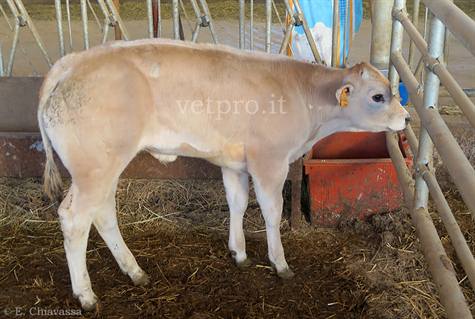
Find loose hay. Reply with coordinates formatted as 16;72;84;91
0;178;473;318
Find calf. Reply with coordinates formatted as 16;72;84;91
38;39;409;310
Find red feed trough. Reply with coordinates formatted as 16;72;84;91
304;132;412;226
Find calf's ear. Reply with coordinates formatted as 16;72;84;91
336;84;354;108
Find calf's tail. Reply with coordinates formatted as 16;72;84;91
38;78;63;202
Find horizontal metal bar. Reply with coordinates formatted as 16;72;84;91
386;132;471;319
391;51;475;221
440;88;475;98
394;10;475;128
433;65;475;128
422;0;475;56
419;164;475;292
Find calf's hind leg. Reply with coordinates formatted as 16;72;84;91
93;180;149;286
59;185;99;311
249;160;294;279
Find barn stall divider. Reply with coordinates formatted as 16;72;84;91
0;1;474;317
386;0;475;318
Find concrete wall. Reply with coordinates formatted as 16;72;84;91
0;77;42;132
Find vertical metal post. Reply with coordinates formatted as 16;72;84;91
152;0;161;38
408;0;420;69
331;0;340;67
414;15;445;214
65;0;73;50
113;0;121;40
250;0;254;50
239;0;245;49
80;0;89;49
342;0;349;65
370;0;393;70
388;0;405;94
55;0;65;57
146;0;153;38
157;0;162;37
172;0;179;40
265;0;272;53
0;41;4;76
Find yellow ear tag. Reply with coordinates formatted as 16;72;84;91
340;88;349;108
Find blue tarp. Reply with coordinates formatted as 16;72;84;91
292;0;363;65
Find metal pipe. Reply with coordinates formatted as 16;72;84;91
199;0;218;44
293;0;323;64
265;0;272;53
172;0;179;40
239;0;245;49
191;24;200;42
331;0;340;67
408;0;420;69
54;0;65;57
419;164;475;292
422;0;475;56
279;23;294;54
80;0;89;49
6;22;19;76
65;0;73;50
432;65;475;128
0;3;12;30
414;12;445;213
392;52;475;221
87;0;102;30
189;0;201;42
388;0;405;95
369;0;393;70
0;41;4;76
403;124;419;156
342;0;349;65
102;22;110;44
105;0;129;40
14;0;52;66
386;132;415;208
250;0;254;50
146;0;153;38
97;0;111;41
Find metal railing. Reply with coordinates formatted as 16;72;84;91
386;0;475;318
1;0;330;76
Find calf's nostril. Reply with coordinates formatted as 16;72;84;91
405;116;411;125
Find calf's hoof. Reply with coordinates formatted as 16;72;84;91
76;293;98;312
277;268;295;279
269;260;295;279
131;270;150;286
235;258;253;269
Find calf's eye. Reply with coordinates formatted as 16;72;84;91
372;94;385;103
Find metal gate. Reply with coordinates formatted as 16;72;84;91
386;0;475;317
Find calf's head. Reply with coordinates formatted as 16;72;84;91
335;62;410;132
